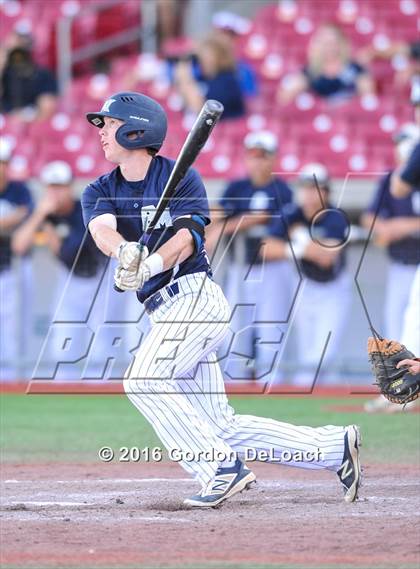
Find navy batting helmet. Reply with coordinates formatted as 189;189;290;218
86;92;168;151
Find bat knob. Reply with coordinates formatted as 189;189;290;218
114;284;125;293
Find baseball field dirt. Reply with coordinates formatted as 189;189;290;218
1;393;419;569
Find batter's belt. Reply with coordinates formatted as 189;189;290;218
144;282;180;314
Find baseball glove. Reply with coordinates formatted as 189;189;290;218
367;337;420;405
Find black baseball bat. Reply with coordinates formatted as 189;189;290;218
114;99;224;292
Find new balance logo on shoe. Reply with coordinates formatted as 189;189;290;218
337;459;353;480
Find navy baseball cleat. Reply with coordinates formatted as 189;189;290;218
337;425;362;503
184;459;256;508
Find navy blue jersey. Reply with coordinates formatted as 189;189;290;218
0;180;33;272
1;65;57;112
367;171;420;265
401;142;420;188
303;61;365;99
47;201;104;278
269;203;347;282
220;176;293;264
198;70;245;120
82;156;212;302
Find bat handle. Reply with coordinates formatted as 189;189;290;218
113;233;151;293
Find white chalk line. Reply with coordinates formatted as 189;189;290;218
9;501;93;506
3;477;419;486
3;478;191;484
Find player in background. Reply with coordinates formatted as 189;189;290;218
362;123;419;412
381;77;420;412
82;91;361;508
0;139;33;379
362;123;419;341
206;131;294;382
264;164;351;385
12;161;108;380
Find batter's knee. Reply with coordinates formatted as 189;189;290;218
123;371;174;397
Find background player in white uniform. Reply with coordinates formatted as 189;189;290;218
391;78;420;357
206;131;295;383
362;124;420;342
82;91;361;507
264;164;352;385
12;161;111;380
0;139;33;379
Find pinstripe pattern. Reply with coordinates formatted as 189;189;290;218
124;272;346;488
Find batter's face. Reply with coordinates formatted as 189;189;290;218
99;117;127;163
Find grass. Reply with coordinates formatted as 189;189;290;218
1;393;419;464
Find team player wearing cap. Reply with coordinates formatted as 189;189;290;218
12;161;110;379
362;123;420;344
264;163;352;385
206;131;295;383
0;139;33;379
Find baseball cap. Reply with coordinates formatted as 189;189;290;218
212;11;251;35
298;163;330;186
244;131;278;154
0;138;13;162
40;161;73;185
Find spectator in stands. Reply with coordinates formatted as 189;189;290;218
357;40;420;90
212;11;258;98
12;161;108;380
0;46;58;121
156;0;189;48
174;32;245;119
0;139;33;380
0;21;34;75
278;23;375;104
264;164;351;385
361;123;419;341
206;131;294;382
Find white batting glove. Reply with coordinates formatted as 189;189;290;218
114;263;151;292
115;241;149;270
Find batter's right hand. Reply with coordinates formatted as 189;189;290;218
116;241;149;270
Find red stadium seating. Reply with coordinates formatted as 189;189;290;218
1;0;417;180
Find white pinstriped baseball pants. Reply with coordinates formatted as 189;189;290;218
124;272;346;488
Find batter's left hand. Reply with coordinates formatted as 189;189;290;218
114;263;151;291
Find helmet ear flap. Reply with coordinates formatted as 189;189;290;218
115;123;145;150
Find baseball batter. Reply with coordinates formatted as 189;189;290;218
82;91;361;507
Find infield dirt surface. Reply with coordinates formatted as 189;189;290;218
1;461;419;568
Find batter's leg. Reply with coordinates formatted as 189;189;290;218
124;276;235;488
178;352;346;472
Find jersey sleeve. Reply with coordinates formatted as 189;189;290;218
324;211;350;240
400;143;420;187
81;180;116;227
58;230;83;268
170;167;210;224
219;182;245;217
278;180;293;208
9;182;34;209
366;173;392;218
267;216;288;238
